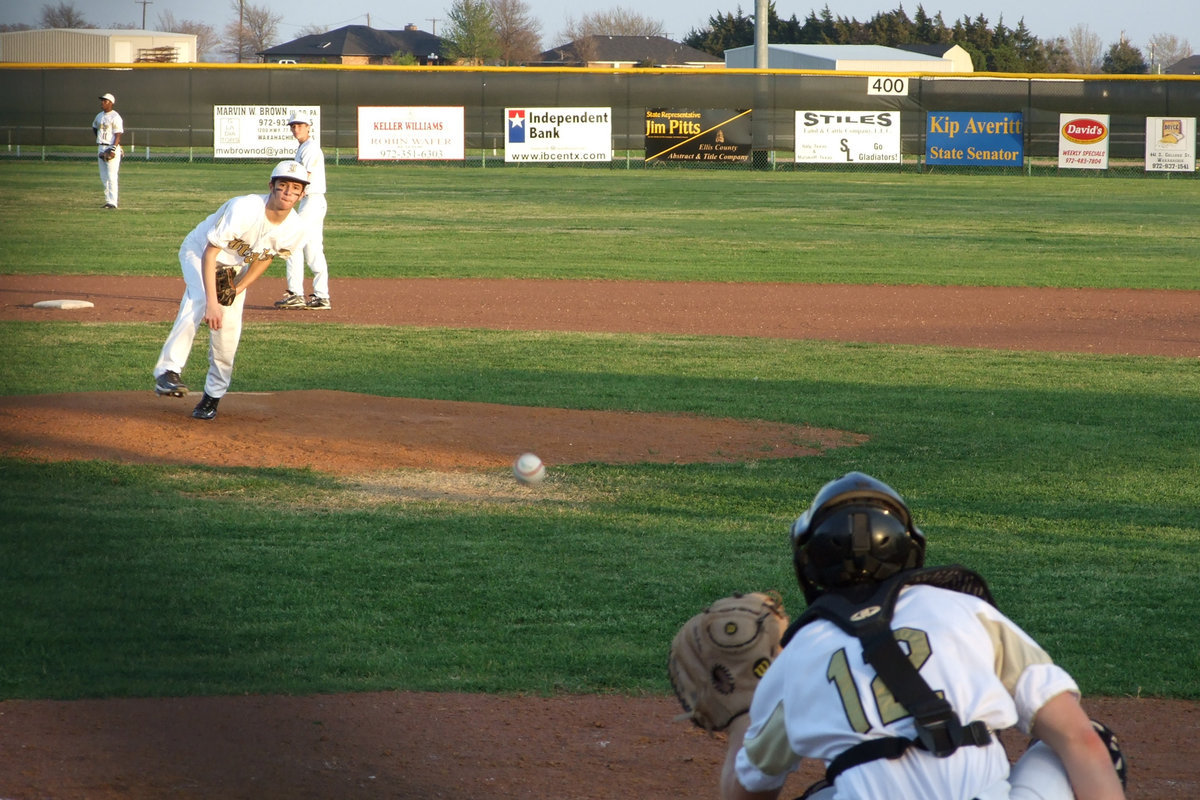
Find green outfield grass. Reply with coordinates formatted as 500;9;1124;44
2;161;1199;288
1;162;1198;702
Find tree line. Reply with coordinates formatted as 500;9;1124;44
6;0;1193;72
682;4;1191;74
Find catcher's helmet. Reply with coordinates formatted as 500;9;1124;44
790;472;925;602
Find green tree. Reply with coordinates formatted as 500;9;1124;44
442;0;501;65
1041;36;1079;73
684;4;1062;73
1102;39;1148;73
683;8;755;54
912;5;951;44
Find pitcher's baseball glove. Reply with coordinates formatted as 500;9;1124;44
668;591;788;731
102;146;118;161
215;267;237;306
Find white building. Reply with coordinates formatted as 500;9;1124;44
0;29;198;63
725;44;969;73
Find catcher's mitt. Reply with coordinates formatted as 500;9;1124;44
101;146;118;161
668;591;788;731
215;267;238;306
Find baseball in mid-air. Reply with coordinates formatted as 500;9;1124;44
513;452;546;485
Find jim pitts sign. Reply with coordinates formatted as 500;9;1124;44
645;109;752;163
926;112;1023;166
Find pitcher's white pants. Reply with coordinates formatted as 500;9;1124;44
154;239;245;399
284;192;328;298
98;149;121;206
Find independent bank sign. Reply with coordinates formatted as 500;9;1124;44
505;107;612;163
926;112;1023;166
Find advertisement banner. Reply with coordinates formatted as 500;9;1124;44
213;105;319;159
1145;117;1196;172
357;106;465;160
925;111;1023;166
645;109;752;164
1058;114;1110;169
504;107;612;163
794;110;901;164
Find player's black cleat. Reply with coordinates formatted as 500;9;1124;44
154;371;188;397
1091;719;1127;789
274;290;307;309
191;393;220;420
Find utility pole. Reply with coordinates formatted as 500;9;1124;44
427;18;439;35
135;0;152;29
238;0;244;63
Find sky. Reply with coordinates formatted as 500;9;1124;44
2;0;1197;58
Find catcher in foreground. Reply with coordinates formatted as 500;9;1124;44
669;472;1127;800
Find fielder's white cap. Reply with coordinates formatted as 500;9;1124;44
99;93;115;103
287;110;313;126
270;160;310;184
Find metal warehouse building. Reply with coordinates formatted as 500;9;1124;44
0;28;198;64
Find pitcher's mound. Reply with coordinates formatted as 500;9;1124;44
0;390;865;475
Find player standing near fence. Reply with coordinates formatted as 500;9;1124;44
93;93;123;209
274;110;332;310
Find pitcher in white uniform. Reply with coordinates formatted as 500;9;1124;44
720;472;1127;800
92;92;123;208
153;161;309;420
274;109;331;310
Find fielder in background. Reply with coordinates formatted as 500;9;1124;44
674;472;1127;800
153;161;310;420
274;109;332;310
93;92;123;209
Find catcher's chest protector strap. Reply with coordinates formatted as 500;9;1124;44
783;566;996;786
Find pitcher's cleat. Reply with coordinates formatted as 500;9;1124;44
154;371;188;397
191;393;220;420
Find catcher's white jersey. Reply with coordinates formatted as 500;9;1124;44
735;585;1079;799
185;194;307;269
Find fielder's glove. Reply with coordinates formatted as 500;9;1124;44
102;146;118;161
215;267;238;306
668;591;788;731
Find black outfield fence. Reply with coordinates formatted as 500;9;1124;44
2;63;1198;173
